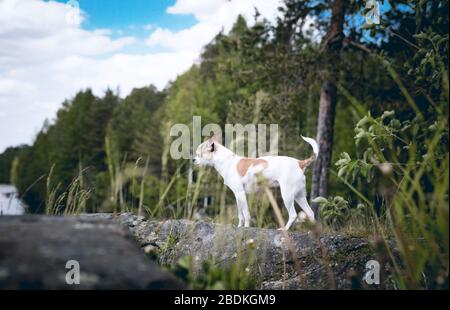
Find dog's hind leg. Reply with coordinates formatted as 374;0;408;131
234;189;251;227
295;194;315;223
280;185;297;230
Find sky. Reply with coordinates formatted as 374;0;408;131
0;0;283;152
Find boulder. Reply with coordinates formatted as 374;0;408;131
0;215;184;289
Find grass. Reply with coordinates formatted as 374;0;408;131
45;164;92;216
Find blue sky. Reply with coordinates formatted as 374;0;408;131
53;0;197;36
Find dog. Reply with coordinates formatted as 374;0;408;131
193;134;318;230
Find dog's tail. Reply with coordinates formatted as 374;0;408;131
298;136;319;170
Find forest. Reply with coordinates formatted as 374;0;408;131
0;0;448;289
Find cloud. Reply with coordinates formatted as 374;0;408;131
147;0;283;53
146;23;218;54
0;0;283;152
143;23;156;31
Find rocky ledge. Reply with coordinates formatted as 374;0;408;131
0;213;395;289
83;213;395;289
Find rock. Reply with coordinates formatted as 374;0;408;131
91;213;395;289
0;215;184;289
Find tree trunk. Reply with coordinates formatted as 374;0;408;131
311;0;345;213
311;81;337;201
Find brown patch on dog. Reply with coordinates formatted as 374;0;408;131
237;158;268;177
298;156;314;170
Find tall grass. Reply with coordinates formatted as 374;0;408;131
386;125;448;289
334;54;449;289
45;164;92;215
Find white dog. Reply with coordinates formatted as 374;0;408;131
193;134;318;230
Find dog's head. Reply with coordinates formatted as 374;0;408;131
193;134;221;166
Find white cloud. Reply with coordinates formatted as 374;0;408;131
143;23;156;31
0;0;282;153
147;0;283;53
146;23;218;54
167;0;281;25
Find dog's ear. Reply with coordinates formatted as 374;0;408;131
205;138;216;152
209;132;222;144
206;139;216;152
204;132;221;152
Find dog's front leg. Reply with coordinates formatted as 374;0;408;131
234;190;251;227
237;204;244;227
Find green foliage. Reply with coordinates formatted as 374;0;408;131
314;196;350;228
337;109;448;288
170;256;256;290
0;146;26;183
313;196;368;229
335;152;373;183
107;85;165;167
